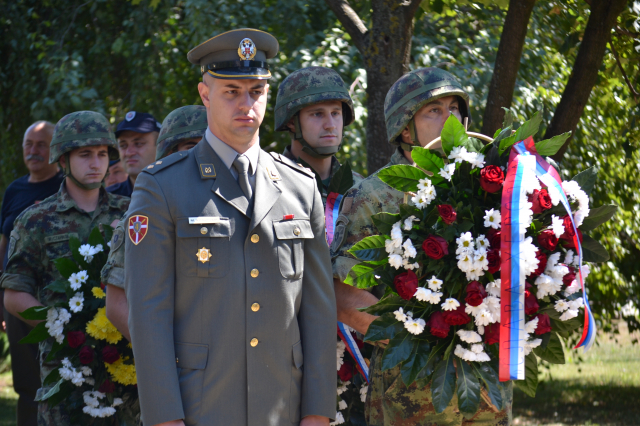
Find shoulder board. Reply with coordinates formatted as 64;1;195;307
141;151;189;175
269;152;315;178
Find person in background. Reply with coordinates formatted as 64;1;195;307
0;120;63;426
106;112;161;197
104;159;128;188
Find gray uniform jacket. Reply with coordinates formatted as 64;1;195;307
124;140;337;426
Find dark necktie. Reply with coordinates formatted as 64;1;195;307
233;155;253;201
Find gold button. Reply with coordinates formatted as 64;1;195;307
251;303;260;312
250;338;259;347
293;227;301;236
176;358;179;363
200;227;207;235
250;269;259;278
251;234;260;243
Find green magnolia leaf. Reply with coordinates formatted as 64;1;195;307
551;315;583;334
43;367;62;386
401;340;432;386
88;225;104;247
381;329;414;371
431;355;456;413
440;115;468;155
492;126;512;147
372;212;401;235
348;235;389;261
103;223;114;248
533;332;565;364
19;306;49;320
498;111;543;154
378;165;428;192
534;132;571;156
45;340;65;363
345;261;387;289
484;144;500;167
19;321;49;344
327;160;355;195
514;353;539;397
53;258;79;279
456;358;481;416
580;204;618;232
415;339;449;388
364;312;403;342
572;167;597;195
68;236;86;267
498;134;517;155
472;363;504;410
462;137;484;153
412;147;445;174
45;381;74;407
36;378;64;402
581;234;610;262
44;280;68;294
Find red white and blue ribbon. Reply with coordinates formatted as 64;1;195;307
499;137;595;381
337;322;370;383
325;192;343;246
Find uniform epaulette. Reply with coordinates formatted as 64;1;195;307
269;152;315;178
141;151;189;175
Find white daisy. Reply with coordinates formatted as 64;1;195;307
403;215;419;231
68;273;82;291
394;308;409;322
475;309;493;327
402;239;417;259
439;163;456;181
554;299;570;312
448;146;469;163
441;298;460;311
427;276;443;291
457;329;482;344
404;318;426;335
484;209;501;229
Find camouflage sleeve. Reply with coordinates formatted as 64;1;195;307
0;218;41;295
100;219;126;289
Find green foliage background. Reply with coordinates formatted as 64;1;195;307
1;0;638;338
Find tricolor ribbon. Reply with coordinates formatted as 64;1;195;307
325;192;343;246
499;137;595;382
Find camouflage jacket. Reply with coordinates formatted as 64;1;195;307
0;182;129;394
100;218;126;289
329;148;512;426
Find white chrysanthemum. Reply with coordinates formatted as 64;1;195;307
473;251;489;271
417;178;433;191
79;244;93;261
338;399;348;410
404;318;426;335
461;349;477;362
69;292;84;313
535;274;554;299
62;357;72;368
394;308;408;323
77;270;89;283
93;244;103;254
475;310;493;327
390;222;403;241
457;329;482;344
469;152;486;169
337;382;349;395
427;276;443;291
411;192;435;209
454;344;466;358
554;300;570;313
448;146;468;163
550;215;565;238
58;308;71;323
46;307;58;322
477;324;485;335
470;344;484;354
524;338;542;356
486;279;501;297
60;366;73;381
402;239;417;259
475;235;490;250
521;238;540;276
560;309;579;321
484;209;501;229
81;366;92;377
385;238;402;254
564;250;575;266
389;254;403;269
476;352;491;362
464;268;484;281
465;301;487;317
563;180;590;227
71;370;85;386
456;232;474;253
549;264;569;280
546;185;562;206
330;411;346;426
441;298;460;311
414;287;432;302
525;317;539;334
360;385;368;403
564;280;581;296
569;297;584;310
457;254;474;272
485;296;501;319
402;259;420;270
580;264;591;281
403;215;419;231
68;273;82;290
337;341;346;370
439;163;456;181
427;291;443;304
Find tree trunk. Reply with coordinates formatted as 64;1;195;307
325;0;422;173
481;0;537;137
547;0;628;161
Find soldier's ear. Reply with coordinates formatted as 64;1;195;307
198;81;210;108
286;118;296;133
400;127;412;144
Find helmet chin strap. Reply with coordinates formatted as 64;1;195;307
293;115;340;159
62;153;103;191
399;118;420;153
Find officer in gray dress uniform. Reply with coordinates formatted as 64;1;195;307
124;29;337;426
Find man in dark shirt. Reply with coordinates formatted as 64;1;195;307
106;111;161;197
0;120;63;426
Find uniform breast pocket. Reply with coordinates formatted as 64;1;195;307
44;233;77;261
176;217;232;278
273;219;313;279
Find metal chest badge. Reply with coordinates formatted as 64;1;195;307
128;215;149;245
196;247;212;263
238;38;256;61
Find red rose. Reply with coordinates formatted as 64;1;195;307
338;361;355;382
524;291;539;315
561;215;576;238
534;313;552;335
102;346;120;364
484;323;500;345
479;165;505;193
563;267;576;287
487;229;501;250
422;235;449;260
487;249;501;274
443;305;471;326
79;346;94;365
465;281;487;307
394;270;419;300
427;311;451;338
561;229;583;249
66;331;86;349
529;189;553;214
437;205;457;225
531;251;548;277
537;229;559;251
98;379;115;394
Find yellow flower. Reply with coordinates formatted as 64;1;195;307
91;286;106;299
105;356;137;386
86;307;122;344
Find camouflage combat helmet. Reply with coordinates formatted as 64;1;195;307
275;67;355;159
156;105;208;160
50;111;119;190
384;67;470;150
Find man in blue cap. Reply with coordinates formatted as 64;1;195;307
106;112;161;197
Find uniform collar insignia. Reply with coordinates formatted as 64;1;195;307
200;163;217;179
266;166;281;181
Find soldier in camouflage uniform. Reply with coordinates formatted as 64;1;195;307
330;68;512;425
274;67;363;207
0;111;130;426
101;105;208;341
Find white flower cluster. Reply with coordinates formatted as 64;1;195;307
386;221;419;270
79;244;103;263
466;296;501;328
360;384;368;403
82;391;122;418
414;276;444;304
60;358;94;387
448;146;485;169
45;308;71;344
565;264;590;296
454;319;491;362
550;215;565;239
394;308;426;335
68;270;89;290
554;297;584;321
523;317;542;355
330;411;345;425
439;163;456;181
69;292;84;313
562;180;590;227
411;178;437;209
336;341;346;370
456;232;491;280
519;237;541;277
337;380;350;395
535;253;569;299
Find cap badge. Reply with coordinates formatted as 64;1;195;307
238;38;256;61
125;111;136;122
